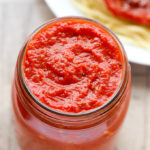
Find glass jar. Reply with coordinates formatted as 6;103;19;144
12;17;131;150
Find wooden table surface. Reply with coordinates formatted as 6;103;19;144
0;0;150;150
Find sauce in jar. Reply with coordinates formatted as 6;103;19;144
23;19;123;113
12;17;131;150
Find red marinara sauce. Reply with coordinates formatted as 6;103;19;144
23;19;123;113
12;17;131;150
104;0;150;25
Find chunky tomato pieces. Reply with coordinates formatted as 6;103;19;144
104;0;150;25
23;19;123;113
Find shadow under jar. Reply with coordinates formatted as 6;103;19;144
12;17;131;150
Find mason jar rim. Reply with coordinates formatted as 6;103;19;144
17;16;129;119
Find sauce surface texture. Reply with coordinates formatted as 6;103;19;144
23;19;123;113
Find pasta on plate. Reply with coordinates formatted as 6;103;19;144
71;0;150;50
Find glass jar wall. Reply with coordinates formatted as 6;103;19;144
12;17;131;150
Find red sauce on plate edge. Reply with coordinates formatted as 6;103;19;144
104;0;150;25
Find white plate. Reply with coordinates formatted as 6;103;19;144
45;0;150;66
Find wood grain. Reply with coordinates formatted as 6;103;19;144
0;0;150;150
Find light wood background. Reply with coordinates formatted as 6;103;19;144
0;0;150;150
